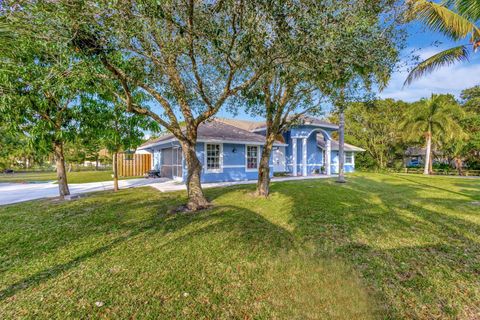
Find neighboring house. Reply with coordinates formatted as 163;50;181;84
404;147;447;167
137;116;365;183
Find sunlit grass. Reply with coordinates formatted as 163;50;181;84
0;171;142;183
0;173;479;319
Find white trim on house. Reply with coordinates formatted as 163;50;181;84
292;138;298;176
245;145;260;172
204;142;224;173
302;138;307;176
138;137;178;149
345;151;354;165
317;144;365;152
325;139;331;175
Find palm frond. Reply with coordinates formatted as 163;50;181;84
446;0;480;21
404;45;469;86
410;0;479;40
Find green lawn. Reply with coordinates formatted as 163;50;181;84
1;173;479;319
0;171;142;183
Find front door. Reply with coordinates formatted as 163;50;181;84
273;146;286;172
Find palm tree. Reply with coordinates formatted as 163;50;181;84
405;0;480;85
402;94;465;174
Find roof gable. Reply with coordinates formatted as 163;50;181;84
317;137;365;152
138;119;285;149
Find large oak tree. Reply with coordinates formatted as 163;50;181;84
243;0;402;196
17;0;278;210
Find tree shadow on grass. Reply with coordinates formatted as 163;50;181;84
0;186;191;266
1;185;380;319
0;194;295;305
6;175;479;318
0;223;150;301
392;174;479;200
274;174;480;318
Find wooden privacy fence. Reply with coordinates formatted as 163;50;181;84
117;153;152;177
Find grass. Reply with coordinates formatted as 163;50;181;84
0;171;142;184
0;173;479;319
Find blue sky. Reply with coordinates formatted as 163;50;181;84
217;20;480;121
380;22;480;102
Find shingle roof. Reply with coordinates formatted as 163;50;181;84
290;115;339;129
138;119;285;149
317;137;365;152
217;115;339;131
215;118;265;131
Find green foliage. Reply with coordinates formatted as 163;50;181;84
406;0;480;84
331;99;408;169
1;3;161;171
242;0;403;122
404;46;469;86
0;5;96;155
460;86;480;169
338;91;477;171
402;94;466;145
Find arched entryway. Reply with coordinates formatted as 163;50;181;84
290;127;332;176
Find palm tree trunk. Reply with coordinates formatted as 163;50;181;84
428;152;433;174
424;131;432;175
337;107;346;183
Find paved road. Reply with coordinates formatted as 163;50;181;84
0;178;168;206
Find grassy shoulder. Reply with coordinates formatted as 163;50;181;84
0;173;479;319
0;171;142;184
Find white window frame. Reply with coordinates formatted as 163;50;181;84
245;145;260;172
345;151;353;164
204;143;223;173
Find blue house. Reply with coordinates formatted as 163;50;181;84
138;117;364;183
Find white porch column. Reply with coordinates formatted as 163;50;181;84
292;138;297;176
325;139;331;175
302;138;307;176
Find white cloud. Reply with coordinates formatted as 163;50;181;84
380;47;480;102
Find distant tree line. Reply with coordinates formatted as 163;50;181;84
330;87;480;173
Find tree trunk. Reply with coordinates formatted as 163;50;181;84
256;134;276;197
424;131;432;175
181;141;210;211
337;107;346;183
454;157;463;176
53;141;70;197
95;155;99;171
113;152;119;192
428;152;433;174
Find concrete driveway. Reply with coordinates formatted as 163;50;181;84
0;178;169;206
